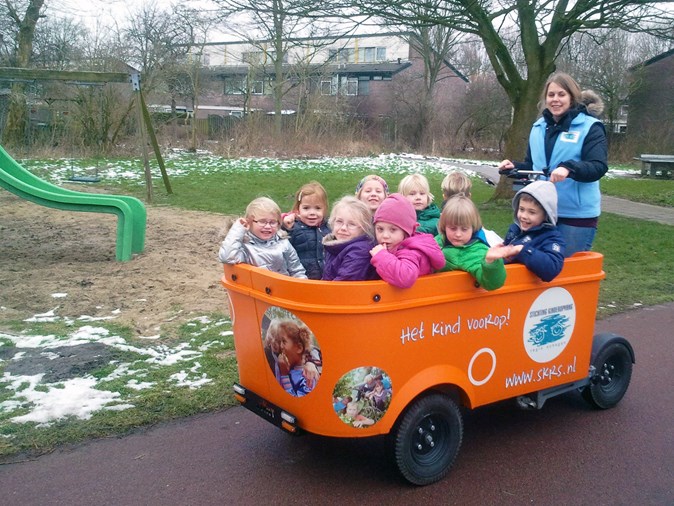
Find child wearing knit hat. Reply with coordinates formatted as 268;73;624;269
369;193;445;288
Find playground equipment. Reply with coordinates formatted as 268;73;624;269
0;144;145;261
222;252;634;485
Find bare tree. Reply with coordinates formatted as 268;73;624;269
212;0;351;136
31;15;86;69
556;30;673;139
119;2;194;95
396;25;464;151
1;0;46;146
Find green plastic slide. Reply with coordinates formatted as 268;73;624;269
0;144;146;261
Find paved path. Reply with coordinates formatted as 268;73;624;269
601;195;674;225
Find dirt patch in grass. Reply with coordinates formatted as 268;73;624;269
0;190;232;335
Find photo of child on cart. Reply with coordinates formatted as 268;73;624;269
262;307;322;397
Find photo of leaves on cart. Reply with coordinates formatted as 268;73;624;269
333;366;392;428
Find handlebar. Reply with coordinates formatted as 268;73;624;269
498;167;546;190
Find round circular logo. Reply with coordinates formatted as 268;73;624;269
523;288;576;363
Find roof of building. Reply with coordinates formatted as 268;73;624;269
629;47;674;71
208;61;413;77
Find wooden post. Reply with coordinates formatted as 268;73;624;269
130;73;153;203
139;90;172;194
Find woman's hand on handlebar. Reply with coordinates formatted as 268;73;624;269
549;166;570;183
498;160;514;170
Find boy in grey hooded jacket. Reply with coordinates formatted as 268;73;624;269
502;181;566;282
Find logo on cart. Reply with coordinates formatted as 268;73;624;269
523;288;576;363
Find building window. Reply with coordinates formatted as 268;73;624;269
344;77;358;96
225;78;245;95
266;50;288;63
242;51;263;64
321;79;339;95
329;48;356;63
331;46;387;64
224;78;265;95
358;76;370;96
345;80;357;96
358;47;375;63
251;80;264;95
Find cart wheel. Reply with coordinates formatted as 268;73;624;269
391;393;463;486
582;342;633;409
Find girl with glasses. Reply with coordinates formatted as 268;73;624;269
218;197;307;278
322;196;379;281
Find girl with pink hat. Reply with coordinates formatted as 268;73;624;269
369;193;445;288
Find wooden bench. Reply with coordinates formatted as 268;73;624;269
635;154;674;178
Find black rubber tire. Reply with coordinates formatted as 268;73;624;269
391;393;463;486
582;342;633;409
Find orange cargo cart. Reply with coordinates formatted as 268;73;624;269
221;252;634;485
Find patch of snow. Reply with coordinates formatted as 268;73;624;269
7;374;128;426
78;315;118;322
25;307;60;322
51;293;68;298
126;379;155;391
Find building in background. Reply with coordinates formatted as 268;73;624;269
192;32;469;121
628;48;674;152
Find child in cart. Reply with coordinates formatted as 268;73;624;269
355;174;389;214
218;197;307;278
282;181;331;280
502;180;566;282
435;194;511;291
398;173;441;235
441;170;502;246
322;196;379;281
369;193;445;288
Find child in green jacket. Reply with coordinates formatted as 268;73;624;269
435;195;519;290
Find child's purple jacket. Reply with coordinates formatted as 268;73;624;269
322;234;379;281
370;232;445;288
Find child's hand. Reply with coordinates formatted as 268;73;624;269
282;213;296;229
485;244;522;263
277;352;290;376
302;362;320;389
370;244;386;257
501;244;523;260
239;217;249;229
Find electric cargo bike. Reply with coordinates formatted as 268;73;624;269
221;252;634;485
